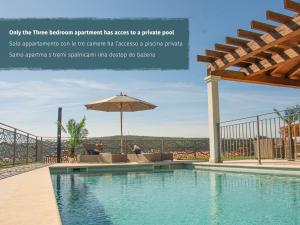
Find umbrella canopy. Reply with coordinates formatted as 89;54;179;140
85;93;157;153
85;93;156;112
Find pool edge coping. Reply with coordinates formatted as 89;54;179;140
0;166;62;225
3;161;300;225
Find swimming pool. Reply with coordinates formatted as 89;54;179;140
51;169;300;225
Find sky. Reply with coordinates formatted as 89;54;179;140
0;0;299;138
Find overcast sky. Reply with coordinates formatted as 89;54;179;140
0;0;299;137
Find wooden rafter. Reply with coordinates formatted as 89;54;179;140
251;21;276;33
266;11;293;24
197;55;214;63
285;0;300;13
225;37;248;47
205;50;225;58
237;29;262;40
214;43;237;52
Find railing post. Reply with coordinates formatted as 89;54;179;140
35;137;38;162
57;107;62;163
26;134;29;164
256;116;261;165
124;136;127;154
287;123;295;161
12;129;17;166
161;137;164;153
40;137;43;162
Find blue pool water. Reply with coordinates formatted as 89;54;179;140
51;169;300;225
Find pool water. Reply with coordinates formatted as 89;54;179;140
51;169;300;225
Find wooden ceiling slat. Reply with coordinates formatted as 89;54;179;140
210;70;300;88
284;0;300;13
266;10;293;24
237;29;263;40
251;20;276;33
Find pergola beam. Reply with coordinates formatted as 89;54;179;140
210;70;300;88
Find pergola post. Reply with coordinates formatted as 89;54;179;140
205;75;222;163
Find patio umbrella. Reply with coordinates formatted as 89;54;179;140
85;92;157;153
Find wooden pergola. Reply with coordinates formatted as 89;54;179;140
197;0;300;88
197;0;300;163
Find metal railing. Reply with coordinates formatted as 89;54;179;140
41;136;208;153
2;107;300;167
0;123;43;167
0;121;209;166
219;109;300;163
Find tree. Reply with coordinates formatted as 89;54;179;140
58;117;88;158
274;105;300;160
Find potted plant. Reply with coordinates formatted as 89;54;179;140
57;117;88;163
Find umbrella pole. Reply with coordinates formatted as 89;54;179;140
120;111;123;154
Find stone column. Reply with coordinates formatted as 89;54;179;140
205;75;222;163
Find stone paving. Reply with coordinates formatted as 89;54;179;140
0;163;48;180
